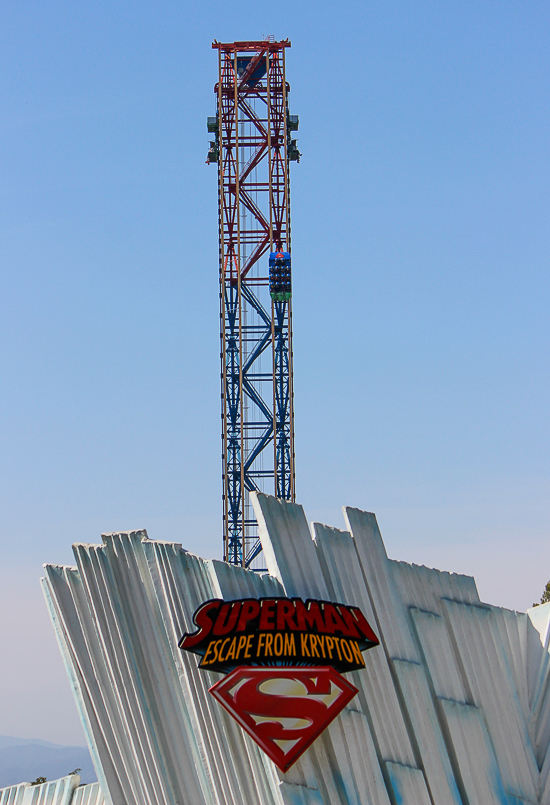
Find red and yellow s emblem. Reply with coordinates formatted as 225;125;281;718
210;666;358;771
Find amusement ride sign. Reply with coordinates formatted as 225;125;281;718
179;597;379;771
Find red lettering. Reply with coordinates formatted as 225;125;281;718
179;600;222;649
295;600;325;632
213;601;242;636
337;605;361;638
259;599;276;630
322;603;349;636
348;607;379;644
276;599;297;630
236;599;260;632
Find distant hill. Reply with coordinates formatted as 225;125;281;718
0;737;97;789
0;736;67;750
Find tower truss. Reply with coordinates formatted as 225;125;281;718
209;39;300;569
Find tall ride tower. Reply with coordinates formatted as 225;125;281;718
208;39;300;569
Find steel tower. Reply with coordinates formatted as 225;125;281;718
207;39;300;569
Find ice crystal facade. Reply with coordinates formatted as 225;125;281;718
36;493;550;805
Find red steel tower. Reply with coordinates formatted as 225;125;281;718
208;39;300;569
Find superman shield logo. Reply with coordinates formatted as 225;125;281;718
209;666;358;771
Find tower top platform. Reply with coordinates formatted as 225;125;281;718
212;39;291;51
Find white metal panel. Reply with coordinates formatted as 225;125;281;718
42;567;120;805
209;558;284;601
71;783;105;805
0;781;27;805
384;763;432;805
343;507;418;662
252;495;327;600
491;607;530;727
529;605;550;651
390;560;480;615
392;659;462;805
72;535;208;805
313;522;417;768
0;776;80;805
539;761;550;805
326;709;390;805
526;605;550;775
442;599;539;802
278;782;324;805
410;608;468;703
437;699;511;805
44;534;285;805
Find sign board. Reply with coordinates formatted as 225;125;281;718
179;596;379;770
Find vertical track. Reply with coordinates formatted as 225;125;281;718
211;39;299;569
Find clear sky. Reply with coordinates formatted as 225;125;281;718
1;0;548;745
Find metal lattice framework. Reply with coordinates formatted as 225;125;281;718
208;39;300;569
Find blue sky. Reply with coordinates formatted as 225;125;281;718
1;0;548;744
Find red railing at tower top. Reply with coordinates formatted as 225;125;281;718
212;39;291;52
